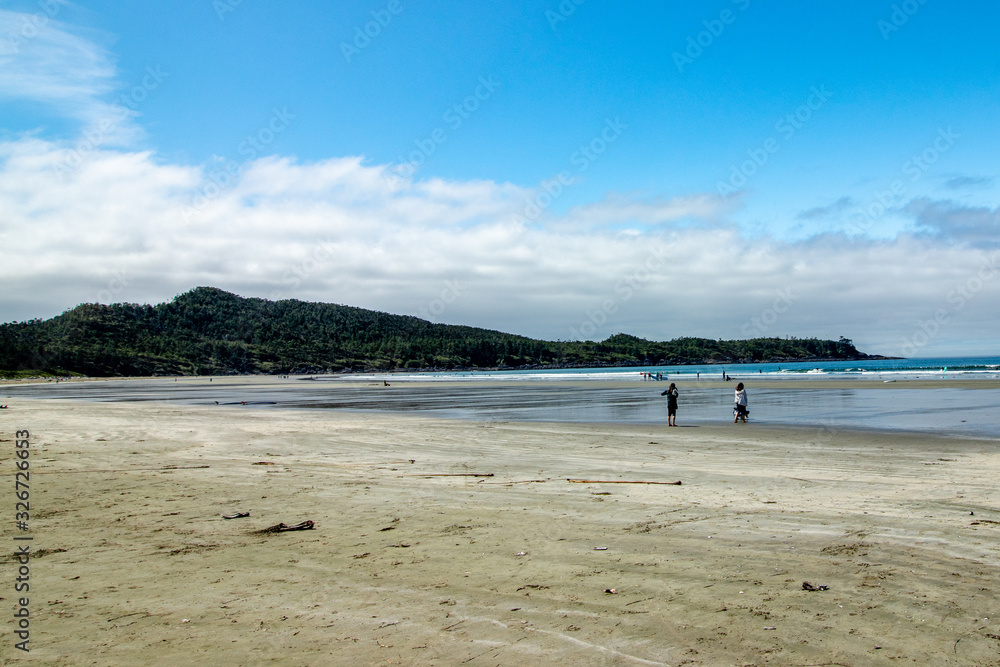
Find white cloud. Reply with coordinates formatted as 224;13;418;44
942;175;995;191
1;137;999;357
905;198;1000;247
0;8;142;144
563;192;737;229
796;196;856;221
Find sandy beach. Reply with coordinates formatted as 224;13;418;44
2;388;999;665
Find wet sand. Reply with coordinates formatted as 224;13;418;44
5;375;1000;438
2;393;999;665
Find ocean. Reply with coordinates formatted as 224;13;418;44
335;355;1000;383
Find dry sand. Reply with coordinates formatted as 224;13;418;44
2;394;999;665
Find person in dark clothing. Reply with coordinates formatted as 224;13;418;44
661;382;679;426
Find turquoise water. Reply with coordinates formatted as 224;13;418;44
340;355;1000;382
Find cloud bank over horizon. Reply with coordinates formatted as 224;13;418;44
3;134;998;357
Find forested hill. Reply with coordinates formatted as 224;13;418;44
0;287;882;377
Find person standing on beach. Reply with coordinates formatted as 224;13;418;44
734;382;748;423
661;382;678;426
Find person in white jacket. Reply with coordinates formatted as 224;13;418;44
733;382;748;423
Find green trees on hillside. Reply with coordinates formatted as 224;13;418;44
0;287;875;377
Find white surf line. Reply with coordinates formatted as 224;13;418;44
454;615;671;666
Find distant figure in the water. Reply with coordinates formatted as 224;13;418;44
733;382;748;423
661;382;678;426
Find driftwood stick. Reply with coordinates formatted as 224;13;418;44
293;460;416;468
567;478;682;485
403;473;495;478
481;479;548;485
34;465;211;475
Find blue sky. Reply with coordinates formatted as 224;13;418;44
1;1;999;356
